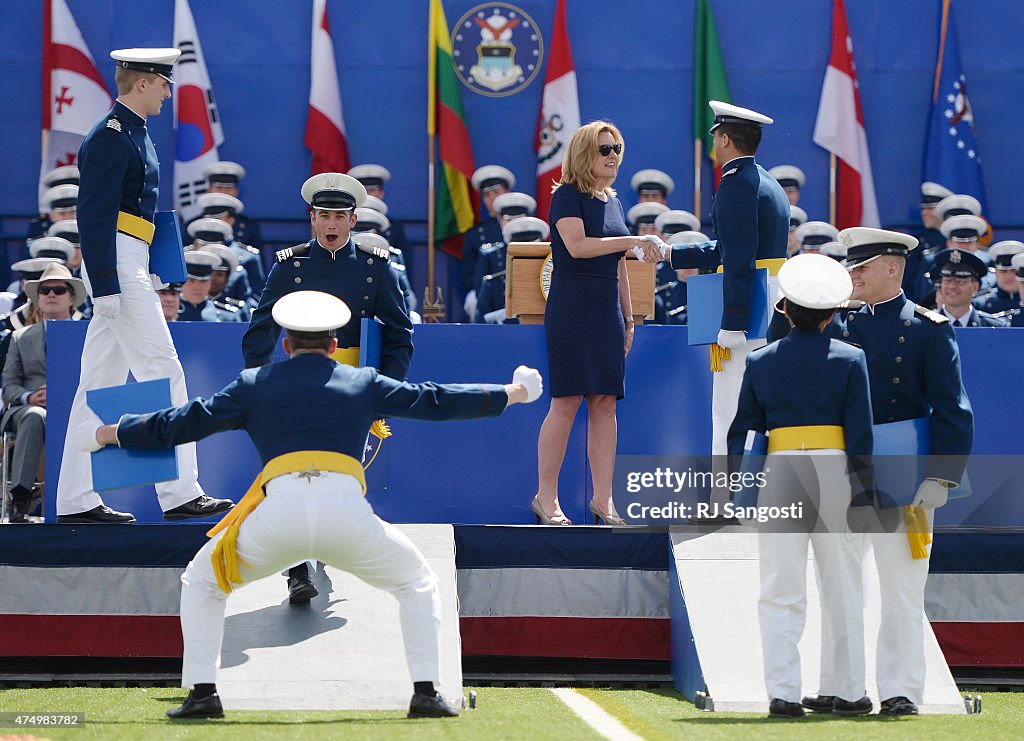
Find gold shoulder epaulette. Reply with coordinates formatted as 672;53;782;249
914;304;949;323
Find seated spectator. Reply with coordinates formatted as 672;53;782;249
787;206;807;256
974;241;1023;315
178;251;242;322
931;248;1007;327
0;257;63;317
157;283;183;322
2;264;86;523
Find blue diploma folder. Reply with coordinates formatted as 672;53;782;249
149;211;187;284
687;268;771;346
734;430;768;509
871;417;970;507
87;378;178;492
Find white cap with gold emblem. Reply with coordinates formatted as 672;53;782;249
110;48;181;83
301;173;367;211
708;100;773;133
840;227;918;269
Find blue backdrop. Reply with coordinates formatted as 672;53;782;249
45;321;1024;528
2;0;1023;230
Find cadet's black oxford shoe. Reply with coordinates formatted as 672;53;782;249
768;699;806;718
163;496;234;521
407;691;461;718
879;696;918;716
834;696;873;716
166;691;224;719
801;694;837;713
287;564;318;604
57;505;136;524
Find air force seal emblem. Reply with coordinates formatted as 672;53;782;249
452;3;544;97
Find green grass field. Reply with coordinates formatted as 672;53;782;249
0;686;1020;740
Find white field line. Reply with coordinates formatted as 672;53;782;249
549;688;645;741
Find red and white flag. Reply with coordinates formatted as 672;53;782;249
812;0;879;228
40;0;112;200
534;0;580;222
173;0;225;221
306;0;350;176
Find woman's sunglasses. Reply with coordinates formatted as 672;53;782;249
598;143;622;157
38;285;70;296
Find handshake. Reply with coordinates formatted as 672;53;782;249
631;234;671;264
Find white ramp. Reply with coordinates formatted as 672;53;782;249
671;528;965;714
217;524;462;710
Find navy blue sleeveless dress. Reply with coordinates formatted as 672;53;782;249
545;184;629;398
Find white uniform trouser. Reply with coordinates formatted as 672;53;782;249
179;471;442;688
816;508;933;705
758;451;865;704
57;234;203;515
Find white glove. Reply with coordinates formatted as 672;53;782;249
643;233;671;260
93;295;120;319
149;273;168;291
513;365;543;403
912;479;949;510
79;405;105;453
463;290;478;322
717;329;747;349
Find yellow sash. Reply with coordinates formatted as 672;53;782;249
767;425;846;453
715;257;787;276
116;211;155;245
207;450;365;593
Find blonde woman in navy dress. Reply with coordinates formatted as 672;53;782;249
532;121;644;526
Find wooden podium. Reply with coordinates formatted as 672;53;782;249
505;242;655;325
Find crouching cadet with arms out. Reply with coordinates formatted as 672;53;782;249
92;291;543;720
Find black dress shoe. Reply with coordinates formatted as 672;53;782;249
287;564;318;604
8;498;29;524
166;690;224;719
163;496;234;521
801;694;837;713
834;696;873;716
768;699;806;718
57;504;136;524
407;691;461;718
880;696;918;716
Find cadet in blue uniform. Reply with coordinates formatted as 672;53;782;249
915;198;988;301
729;253;873;719
462;165;514;320
626;202;668;237
204;245;252;321
186;216;254;304
92;291;545;720
1001;254;1024;327
202;161;264;262
23;180;79;261
801;227;974;717
476;216;549;324
973;241;1023;314
473;192;537;297
45;219;83;276
353;205;417;319
654;209;701;241
794;221;838;255
653;231;708;325
768;165;805;207
787;206;808;257
178;251;242;323
904;182;954;300
56;47;232;524
629;169;674;206
192;193;265;298
931;249;1007;327
349;164;412;281
243;173;413;377
644;101;789;464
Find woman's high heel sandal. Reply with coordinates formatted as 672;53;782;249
531;496;572;526
589;499;626;526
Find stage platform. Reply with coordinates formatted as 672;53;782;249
1;525;1021;679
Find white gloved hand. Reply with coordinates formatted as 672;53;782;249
642;233;671;260
912;479;949;510
93;295;120;319
149;273;168;291
78;405;105;453
717;329;747;349
463;290;478;322
513;365;543;403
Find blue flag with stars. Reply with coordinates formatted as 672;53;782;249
923;0;987;212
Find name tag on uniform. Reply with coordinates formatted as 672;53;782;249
88;378;178;492
149;211;187;284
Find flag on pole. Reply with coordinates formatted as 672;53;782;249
534;0;580;223
306;0;350;177
693;0;731;174
923;0;986;211
173;0;224;221
812;0;880;228
429;0;477;254
40;0;112;198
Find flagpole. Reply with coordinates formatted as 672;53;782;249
828;153;837;226
693;139;702;216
